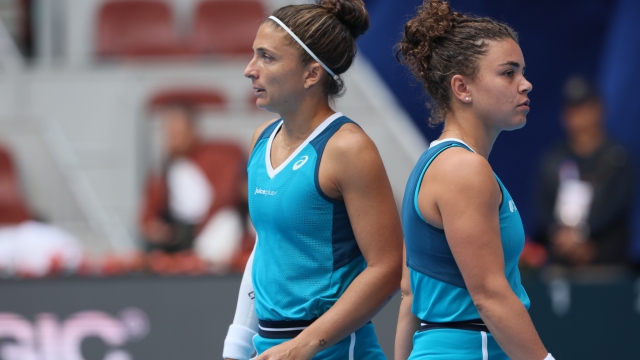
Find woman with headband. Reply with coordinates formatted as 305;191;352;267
395;1;552;359
223;1;402;359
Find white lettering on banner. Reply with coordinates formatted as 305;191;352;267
0;308;149;360
254;187;277;196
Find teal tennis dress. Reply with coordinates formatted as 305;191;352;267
402;139;530;359
248;113;385;359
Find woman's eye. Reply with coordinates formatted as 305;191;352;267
505;70;514;77
263;54;272;62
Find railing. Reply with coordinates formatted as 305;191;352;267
40;118;136;252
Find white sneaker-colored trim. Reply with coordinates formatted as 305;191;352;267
257;325;307;332
481;331;488;360
348;332;356;360
265;112;343;178
429;137;477;153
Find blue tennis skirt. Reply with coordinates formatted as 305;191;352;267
409;328;508;360
253;322;386;360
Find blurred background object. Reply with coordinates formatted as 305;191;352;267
139;96;252;273
533;75;635;268
0;0;639;359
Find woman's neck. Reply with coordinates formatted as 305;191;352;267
279;99;335;142
440;112;498;159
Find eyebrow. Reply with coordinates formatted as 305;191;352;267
499;61;521;68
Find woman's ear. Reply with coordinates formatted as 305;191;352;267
451;74;472;103
303;62;323;89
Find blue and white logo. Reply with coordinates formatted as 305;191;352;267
508;200;517;212
292;156;309;170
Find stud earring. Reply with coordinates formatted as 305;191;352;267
465;97;470;102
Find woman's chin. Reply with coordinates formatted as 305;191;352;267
505;117;527;131
257;103;279;114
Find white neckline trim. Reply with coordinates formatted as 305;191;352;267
429;137;477;153
265;112;343;178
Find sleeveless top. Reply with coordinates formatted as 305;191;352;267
249;112;365;321
402;139;530;322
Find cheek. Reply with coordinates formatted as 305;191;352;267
274;70;304;95
482;84;516;112
475;84;505;110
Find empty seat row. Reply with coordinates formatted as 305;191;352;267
96;0;266;58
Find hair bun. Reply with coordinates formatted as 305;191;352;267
318;0;369;39
425;0;456;38
415;0;456;41
398;0;457;73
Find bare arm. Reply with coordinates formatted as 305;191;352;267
394;245;420;360
425;149;547;360
256;124;403;359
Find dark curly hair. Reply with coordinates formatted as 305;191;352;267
269;0;369;99
396;0;518;126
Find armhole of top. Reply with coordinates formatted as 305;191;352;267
495;175;505;210
413;144;467;226
311;118;357;203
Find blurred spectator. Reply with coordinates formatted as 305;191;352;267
0;220;83;277
139;103;251;269
0;143;82;277
533;75;636;267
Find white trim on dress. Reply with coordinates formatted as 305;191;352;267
265;112;344;179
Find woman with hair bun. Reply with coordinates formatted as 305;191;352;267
395;1;552;359
223;1;402;359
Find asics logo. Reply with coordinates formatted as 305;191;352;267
292;156;309;170
509;200;517;212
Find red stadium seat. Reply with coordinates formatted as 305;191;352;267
191;0;266;55
148;88;228;111
0;145;31;224
96;0;185;58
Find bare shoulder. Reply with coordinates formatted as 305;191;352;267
429;147;498;197
324;123;378;160
249;118;280;155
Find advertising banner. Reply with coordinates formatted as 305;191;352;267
0;276;242;360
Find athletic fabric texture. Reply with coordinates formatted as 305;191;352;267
253;323;385;360
409;328;507;360
248;112;365;322
402;139;530;358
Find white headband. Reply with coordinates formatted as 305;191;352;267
268;15;339;81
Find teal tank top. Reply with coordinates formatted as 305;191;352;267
402;139;530;322
249;113;366;322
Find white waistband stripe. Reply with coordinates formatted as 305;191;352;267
481;331;488;360
349;332;356;360
258;325;307;331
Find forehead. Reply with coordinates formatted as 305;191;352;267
480;38;525;68
253;22;294;53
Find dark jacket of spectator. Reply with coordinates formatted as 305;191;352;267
534;138;635;265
